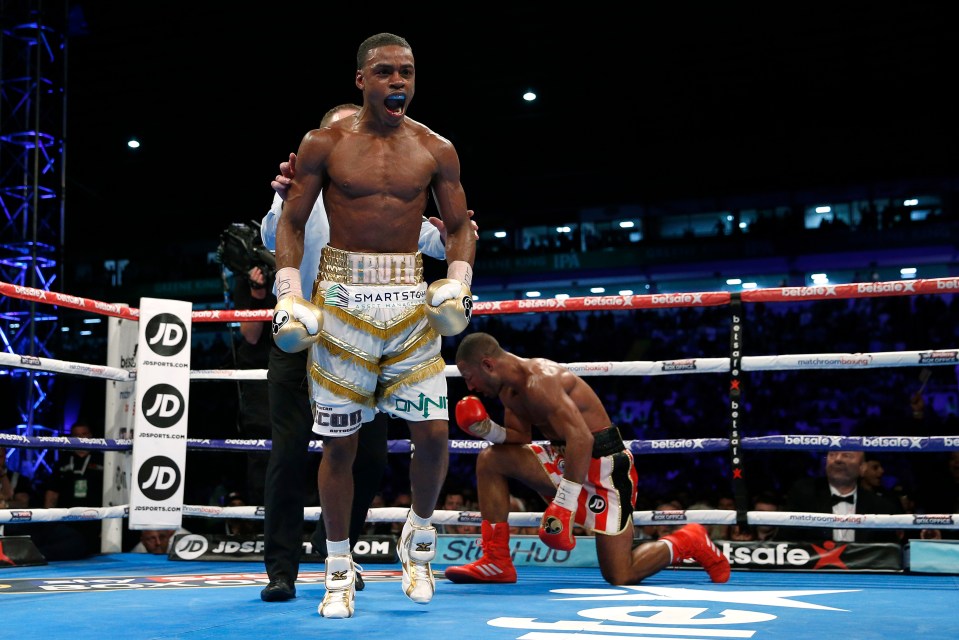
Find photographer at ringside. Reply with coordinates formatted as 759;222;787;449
219;223;276;508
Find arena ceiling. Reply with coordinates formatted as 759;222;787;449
56;2;955;250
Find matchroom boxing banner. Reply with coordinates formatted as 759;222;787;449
129;298;192;530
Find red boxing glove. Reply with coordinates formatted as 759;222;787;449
538;478;582;551
455;396;506;444
455;395;488;430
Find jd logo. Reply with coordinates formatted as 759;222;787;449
588;494;607;514
145;313;187;356
173;534;209;560
142;384;185;428
138;456;181;500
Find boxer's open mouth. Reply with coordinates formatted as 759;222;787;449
385;94;406;115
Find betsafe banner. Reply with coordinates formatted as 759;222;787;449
716;540;902;572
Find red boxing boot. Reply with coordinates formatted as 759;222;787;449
444;520;517;584
662;523;731;583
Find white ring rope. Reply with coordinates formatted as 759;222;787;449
3;505;956;530
4;349;957;382
2;277;958;538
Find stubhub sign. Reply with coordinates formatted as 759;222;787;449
438;534;597;567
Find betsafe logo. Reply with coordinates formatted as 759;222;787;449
142;383;185;428
145;313;188;357
138;456;181;500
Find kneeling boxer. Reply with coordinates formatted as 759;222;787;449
446;332;730;586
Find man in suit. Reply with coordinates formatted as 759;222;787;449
785;450;901;543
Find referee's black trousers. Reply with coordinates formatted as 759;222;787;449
263;342;388;582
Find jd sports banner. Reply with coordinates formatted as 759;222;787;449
129;298;192;530
167;534;398;563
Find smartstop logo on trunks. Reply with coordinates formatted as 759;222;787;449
394;393;446;419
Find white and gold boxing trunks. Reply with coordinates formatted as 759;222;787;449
308;246;448;437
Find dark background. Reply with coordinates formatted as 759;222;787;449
62;2;955;260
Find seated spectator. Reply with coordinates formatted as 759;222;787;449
507;494;540;536
1;446;31;511
915;450;959;540
687;499;727;540
389;490;412;536
364;493;393;536
1;446;33;536
1;455;85;560
920;451;959;513
785;451;900;543
714;495;737;539
751;491;782;541
34;421;105;559
859;453;903;509
223;490;260;537
688;497;733;540
131;527;190;554
730;491;782;541
643;500;684;540
437;488;473;534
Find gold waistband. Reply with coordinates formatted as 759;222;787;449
319;246;424;285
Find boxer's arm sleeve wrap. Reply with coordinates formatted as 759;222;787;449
447;260;473;288
455;396;506;443
274;267;301;300
480;419;507;444
553;478;582;511
465;417;506;444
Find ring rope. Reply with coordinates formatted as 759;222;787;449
3;348;956;383
4;434;958;455
3;505;956;530
3;277;958;321
3;277;958;547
